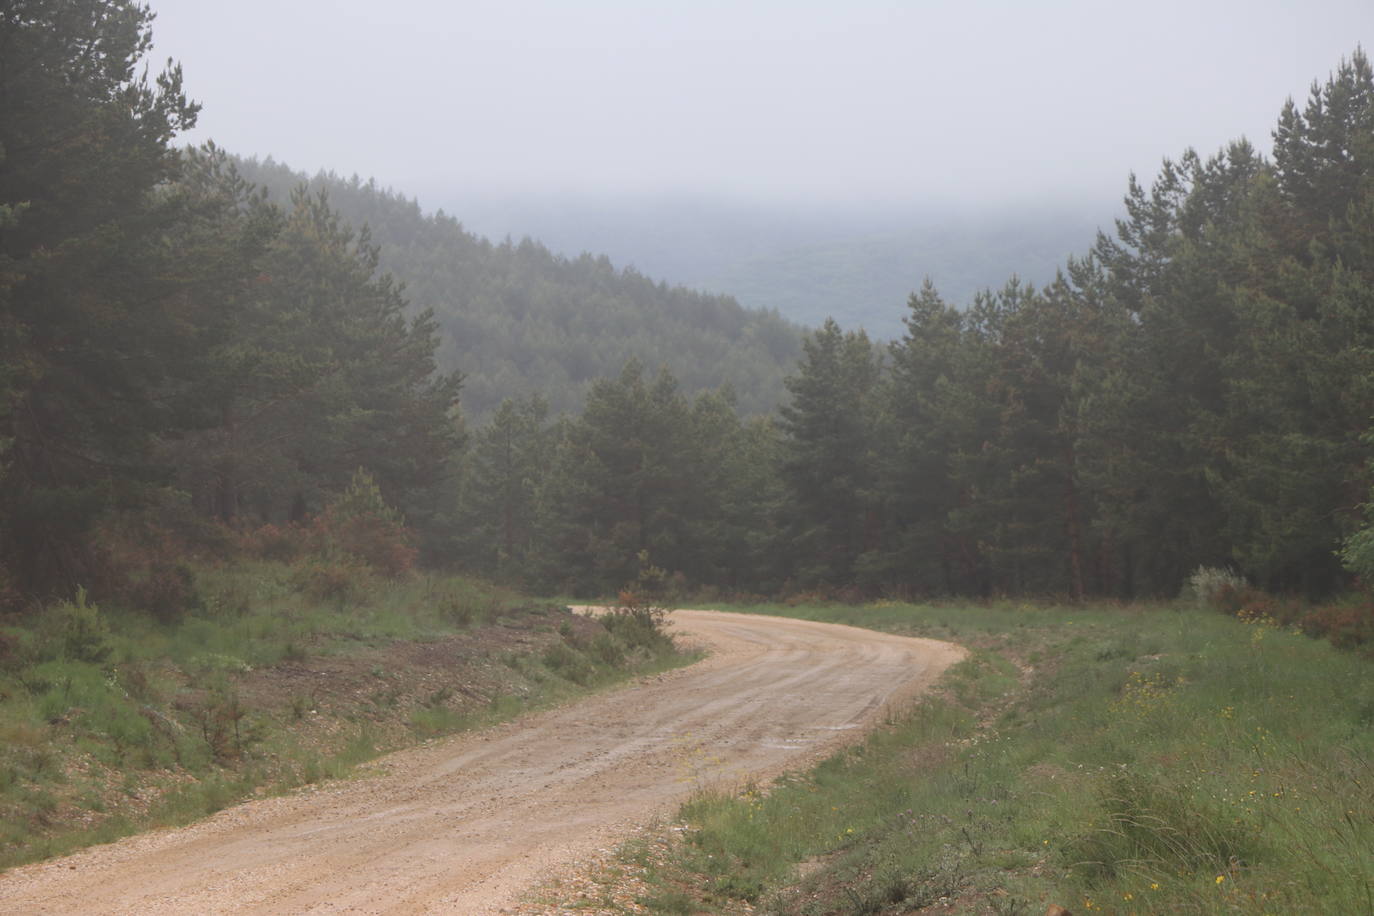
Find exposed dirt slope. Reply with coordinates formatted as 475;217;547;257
0;610;963;914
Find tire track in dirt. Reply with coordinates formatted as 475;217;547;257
0;610;964;915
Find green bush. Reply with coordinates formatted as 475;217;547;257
541;642;595;685
602;571;674;653
45;588;112;664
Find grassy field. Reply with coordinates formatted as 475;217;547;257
599;600;1373;915
0;562;686;870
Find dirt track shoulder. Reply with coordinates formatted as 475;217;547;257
0;610;964;915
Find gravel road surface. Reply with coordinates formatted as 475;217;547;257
0;610;963;914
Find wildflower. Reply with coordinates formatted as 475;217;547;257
1216;875;1226;885
1150;883;1160;891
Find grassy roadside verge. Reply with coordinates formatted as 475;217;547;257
0;562;689;871
570;601;1373;915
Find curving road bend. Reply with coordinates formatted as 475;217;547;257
0;610;964;915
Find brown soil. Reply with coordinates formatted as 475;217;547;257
217;603;602;751
0;610;963;914
7;605;591;846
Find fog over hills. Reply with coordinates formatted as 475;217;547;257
422;190;1114;339
231;158;806;422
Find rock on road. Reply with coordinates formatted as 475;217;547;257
0;610;964;914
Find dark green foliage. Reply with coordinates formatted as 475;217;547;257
819;48;1374;599
454;396;551;575
777;319;881;586
474;45;1374;601
230;158;804;423
517;362;787;596
0;0;198;592
7;4;1373;611
162;165;463;540
530;362;698;594
0;7;460;599
45;588;112;665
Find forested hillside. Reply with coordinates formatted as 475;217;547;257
457;50;1374;603
442;191;1105;339
230;159;803;421
3;0;1373;619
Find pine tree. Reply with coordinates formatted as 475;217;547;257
872;279;964;593
1273;48;1374;244
456;395;551;575
530;362;694;594
0;0;198;592
777;319;881;586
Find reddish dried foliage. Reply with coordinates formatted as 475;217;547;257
1208;583;1374;652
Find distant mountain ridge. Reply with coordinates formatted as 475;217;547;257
423;190;1113;339
232;158;805;421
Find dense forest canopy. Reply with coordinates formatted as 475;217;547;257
2;0;1372;609
228;158;804;422
0;1;459;596
461;50;1374;601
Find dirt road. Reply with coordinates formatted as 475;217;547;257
0;610;963;915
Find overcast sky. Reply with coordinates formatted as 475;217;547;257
149;0;1372;208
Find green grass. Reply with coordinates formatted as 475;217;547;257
625;600;1374;914
0;561;691;872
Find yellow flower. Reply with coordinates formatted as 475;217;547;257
1216;875;1226;885
1150;883;1160;890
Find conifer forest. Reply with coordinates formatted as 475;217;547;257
3;1;1374;610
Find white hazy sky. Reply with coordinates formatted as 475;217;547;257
149;0;1372;206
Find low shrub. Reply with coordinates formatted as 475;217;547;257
44;588;113;664
541;642;595;685
183;685;253;763
1206;580;1374;652
240;471;418;578
602;588;673;653
291;559;368;606
238;523;308;563
437;592;499;628
317;513;417;578
311;469;418;577
120;562;199;625
589;632;624;667
1300;601;1374;649
1185;565;1248;609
